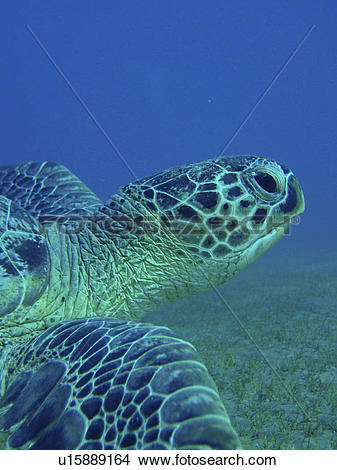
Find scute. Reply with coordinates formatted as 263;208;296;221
0;318;241;450
0;161;102;218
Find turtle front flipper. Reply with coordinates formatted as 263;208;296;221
0;318;241;450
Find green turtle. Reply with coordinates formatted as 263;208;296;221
0;155;304;449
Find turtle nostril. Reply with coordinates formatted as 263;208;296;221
254;172;278;193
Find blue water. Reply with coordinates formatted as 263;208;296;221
1;0;335;251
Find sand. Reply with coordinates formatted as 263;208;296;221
146;240;337;449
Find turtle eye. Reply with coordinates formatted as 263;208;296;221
254;172;278;193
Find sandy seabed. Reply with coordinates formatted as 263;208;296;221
146;239;337;450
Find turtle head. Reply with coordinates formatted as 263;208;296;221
0;196;50;318
117;155;304;289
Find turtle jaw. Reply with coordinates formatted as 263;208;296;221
237;220;290;269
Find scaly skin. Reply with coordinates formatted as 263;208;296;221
0;155;304;346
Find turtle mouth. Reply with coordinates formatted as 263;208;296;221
238;219;289;268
